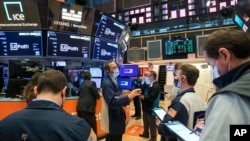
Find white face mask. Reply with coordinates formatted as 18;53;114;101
213;62;220;78
112;69;119;78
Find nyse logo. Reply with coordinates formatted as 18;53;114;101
61;8;82;22
3;1;25;21
230;125;250;141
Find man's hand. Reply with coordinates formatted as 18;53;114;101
156;117;161;126
128;88;141;101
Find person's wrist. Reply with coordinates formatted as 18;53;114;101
128;93;133;101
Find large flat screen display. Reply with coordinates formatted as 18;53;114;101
162;37;196;59
48;0;94;35
90;67;102;77
119;64;139;77
117;77;134;90
0;30;42;57
93;11;125;43
0;0;41;30
47;31;91;59
92;38;118;61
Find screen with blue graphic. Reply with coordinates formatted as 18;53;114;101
92;38;118;61
47;31;91;58
117;77;134;90
119;64;139;77
94;14;125;43
0;30;42;57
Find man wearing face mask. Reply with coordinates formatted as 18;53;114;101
156;64;206;141
139;71;161;141
198;29;250;141
167;62;183;100
0;70;97;141
102;60;142;141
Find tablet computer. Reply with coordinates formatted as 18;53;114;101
152;107;167;122
164;121;200;141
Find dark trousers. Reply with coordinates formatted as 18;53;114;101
132;96;141;117
142;112;157;140
105;133;123;141
77;111;97;134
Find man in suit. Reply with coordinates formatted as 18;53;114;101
0;70;96;141
139;70;161;141
77;71;101;134
102;60;142;141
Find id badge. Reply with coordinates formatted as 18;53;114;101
114;92;121;98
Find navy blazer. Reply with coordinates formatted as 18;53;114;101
101;76;130;135
0;100;91;141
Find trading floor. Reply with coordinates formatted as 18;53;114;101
100;98;171;141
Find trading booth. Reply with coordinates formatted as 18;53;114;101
0;0;132;138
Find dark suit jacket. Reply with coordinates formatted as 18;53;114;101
101;76;130;135
141;81;161;114
77;80;100;113
0;100;91;141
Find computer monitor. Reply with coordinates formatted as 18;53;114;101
0;30;43;57
162;37;196;59
92;38;118;61
119;64;139;77
90;67;102;77
8;60;40;79
92;9;125;43
46;31;91;59
117;77;134;90
6;79;29;98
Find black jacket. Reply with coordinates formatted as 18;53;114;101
141;81;161;114
77;80;100;113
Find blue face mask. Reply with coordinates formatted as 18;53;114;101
112;69;119;78
145;77;150;85
213;61;220;79
213;66;220;78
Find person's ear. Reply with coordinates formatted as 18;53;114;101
218;48;231;62
62;86;67;97
33;86;38;97
180;75;185;81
